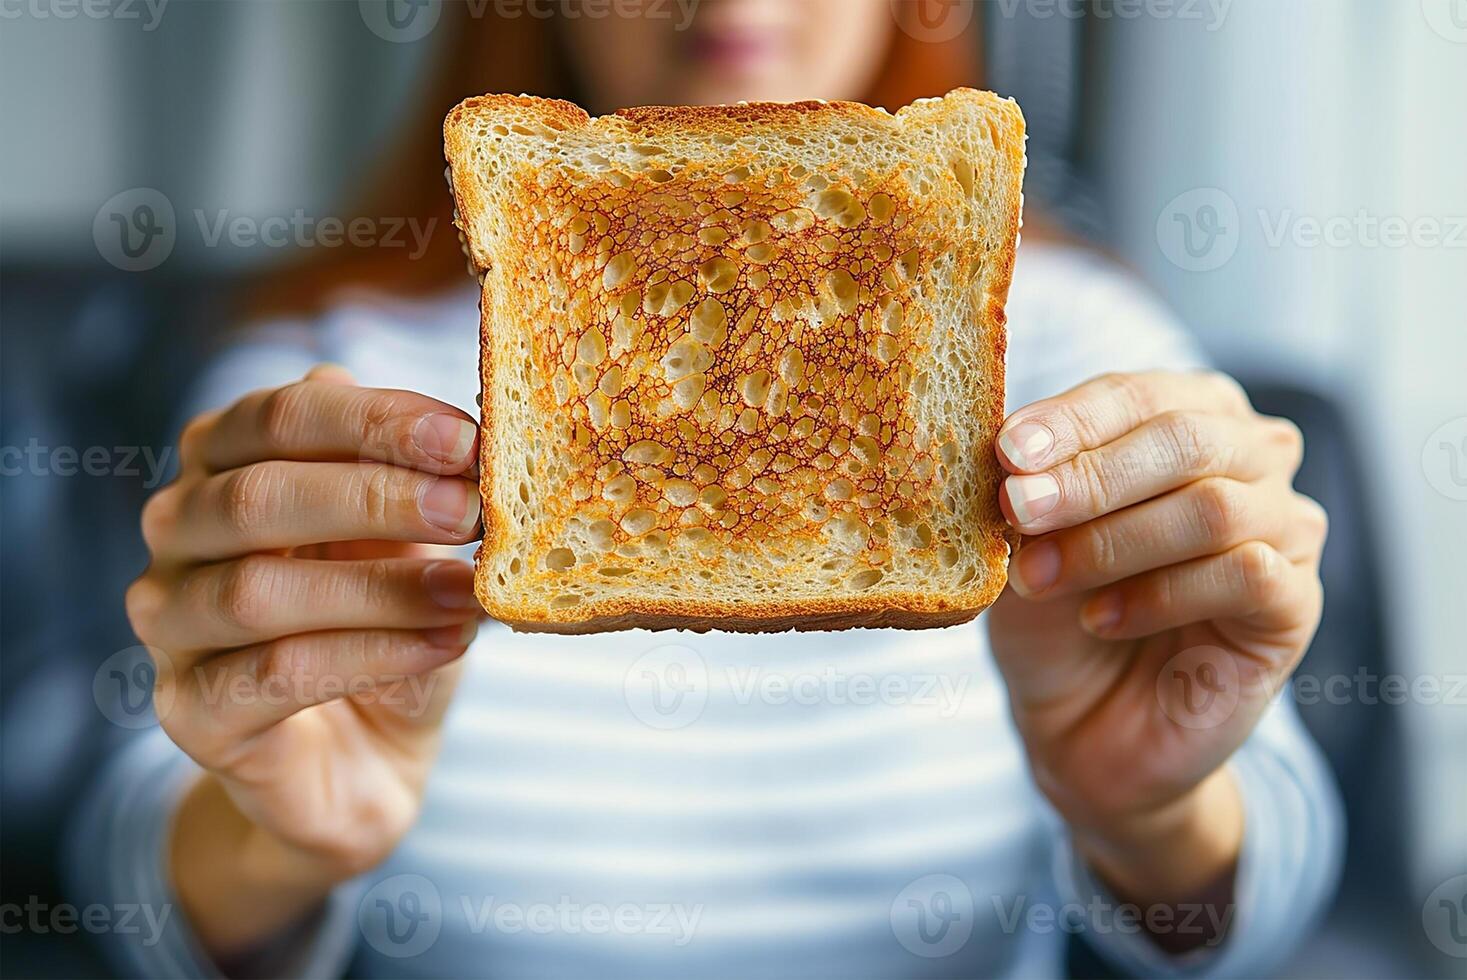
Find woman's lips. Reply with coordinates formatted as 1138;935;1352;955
685;29;786;73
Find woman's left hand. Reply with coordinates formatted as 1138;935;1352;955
985;370;1327;909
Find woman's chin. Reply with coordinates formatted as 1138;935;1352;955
676;75;828;107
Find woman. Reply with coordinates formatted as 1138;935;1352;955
75;2;1341;977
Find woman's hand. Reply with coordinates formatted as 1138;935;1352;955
124;365;483;955
986;371;1327;923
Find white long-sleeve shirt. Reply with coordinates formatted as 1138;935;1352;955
68;243;1343;979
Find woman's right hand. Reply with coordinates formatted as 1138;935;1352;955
124;365;483;955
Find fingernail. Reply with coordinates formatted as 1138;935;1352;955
423;561;477;610
1082;592;1124;635
414;414;477;466
1013;541;1061;595
998;421;1055;471
425;621;479;649
1006;473;1060;525
419;478;480;536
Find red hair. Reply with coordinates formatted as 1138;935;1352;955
245;4;982;322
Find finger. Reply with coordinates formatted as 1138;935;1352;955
1009;480;1329;598
144;557;478;651
305;362;356;385
355;656;467;731
197;377;477;475
996;370;1252;474
293;541;447;561
999;410;1303;535
169;624;479;760
1078;542;1322;642
155;461;480;563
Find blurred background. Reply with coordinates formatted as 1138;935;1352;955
1;0;1463;977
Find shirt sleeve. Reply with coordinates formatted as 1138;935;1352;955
1003;243;1208;406
63;730;365;980
1052;696;1344;978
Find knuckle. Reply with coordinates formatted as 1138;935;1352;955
355;464;404;530
217;464;277;536
1069;450;1115;514
217;555;279;632
1101;372;1156;422
1205;370;1252;412
1269;416;1306;467
1297;493;1330;542
358;559;398;608
124;576;166;640
257;383;309;450
177;414;214;464
140;483;182;553
1308;492;1332;539
1235;541;1283;605
1157;410;1215;474
1080;522;1119;576
1193;477;1246;547
355;391;402;460
250;636;306;691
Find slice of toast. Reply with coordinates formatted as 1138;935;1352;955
444;88;1025;633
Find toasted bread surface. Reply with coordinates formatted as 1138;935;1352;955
445;89;1025;633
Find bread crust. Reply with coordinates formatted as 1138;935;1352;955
446;89;1026;634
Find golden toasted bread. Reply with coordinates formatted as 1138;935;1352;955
444;89;1025;633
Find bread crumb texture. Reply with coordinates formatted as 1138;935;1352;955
445;89;1026;632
